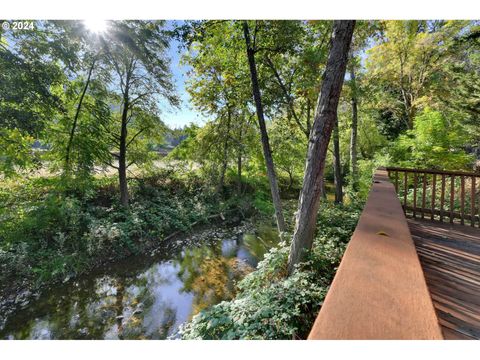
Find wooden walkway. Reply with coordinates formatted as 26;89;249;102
408;218;480;340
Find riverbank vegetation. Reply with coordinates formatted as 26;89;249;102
0;169;251;300
178;201;362;339
0;20;478;339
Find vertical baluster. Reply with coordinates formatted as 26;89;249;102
431;174;436;221
450;175;455;224
460;176;465;225
403;171;408;214
395;171;399;194
421;173;427;219
413;172;418;218
440;174;446;222
471;176;476;227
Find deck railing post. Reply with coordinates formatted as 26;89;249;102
440;174;446;222
472;176;477;227
450;175;455;224
422;173;427;219
385;167;479;227
431;174;436;221
413;173;418;218
395;171;399;194
460;176;465;225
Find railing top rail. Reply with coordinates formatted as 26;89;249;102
386;167;480;178
308;169;443;340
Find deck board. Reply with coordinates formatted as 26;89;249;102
408;218;480;340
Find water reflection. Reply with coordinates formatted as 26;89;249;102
0;221;279;339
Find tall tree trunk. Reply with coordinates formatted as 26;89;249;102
237;150;242;194
243;21;286;233
217;109;232;196
118;69;131;207
217;142;228;196
320;180;327;199
237;124;243;195
333;115;343;204
65;58;96;173
349;58;359;191
287;20;355;275
306;98;312;137
119;99;129;207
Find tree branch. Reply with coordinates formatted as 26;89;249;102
126;127;147;148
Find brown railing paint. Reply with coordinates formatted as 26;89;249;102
308;169;443;340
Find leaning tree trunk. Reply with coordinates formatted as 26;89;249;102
65;58;96;173
119;89;130;207
287;20;355;275
333;115;344;204
237;124;243;195
349;57;359;191
217;141;229;196
237;150;242;194
217;109;232;196
243;21;286;233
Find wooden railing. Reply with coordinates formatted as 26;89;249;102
386;167;480;227
308;169;443;339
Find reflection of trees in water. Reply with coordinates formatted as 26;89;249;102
7;275;145;339
7;264;184;339
115;278;125;339
242;225;279;261
3;223;279;339
177;245;253;316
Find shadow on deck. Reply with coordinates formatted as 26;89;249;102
408;218;480;340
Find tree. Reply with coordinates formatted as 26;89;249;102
0;22;78;136
243;20;286;233
332;115;343;203
344;21;378;192
366;20;470;133
0;21;80;176
263;21;333;141
100;21;179;206
180;21;254;196
390;108;474;170
64;57;96;172
348;53;359;191
287;20;355;275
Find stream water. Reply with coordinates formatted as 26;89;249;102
0;220;279;339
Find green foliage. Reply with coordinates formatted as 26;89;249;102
0;129;37;177
179;269;326;339
389;108;474;170
0;21;77;136
0;170;244;294
178;201;362;339
1;19;479;339
354;152;391;200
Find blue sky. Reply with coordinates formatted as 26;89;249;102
162;21;206;129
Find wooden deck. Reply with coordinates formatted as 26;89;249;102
408;218;480;340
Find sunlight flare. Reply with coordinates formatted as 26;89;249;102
83;19;108;34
